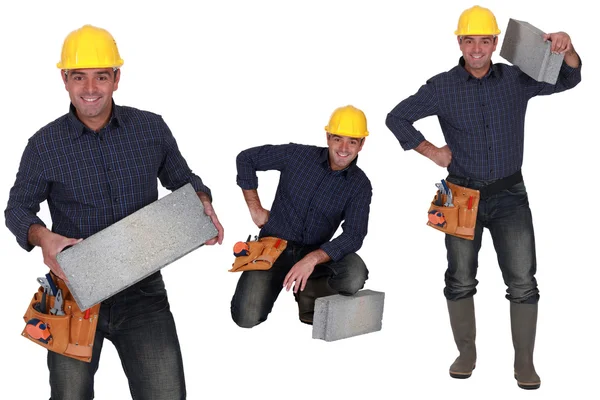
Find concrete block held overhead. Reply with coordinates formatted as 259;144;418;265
56;183;217;310
313;289;384;342
500;18;564;84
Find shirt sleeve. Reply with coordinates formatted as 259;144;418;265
320;180;372;262
4;139;49;251
525;57;582;98
385;80;439;151
236;144;295;190
158;118;212;200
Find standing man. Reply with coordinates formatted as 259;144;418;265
5;25;224;399
385;5;581;390
231;105;371;327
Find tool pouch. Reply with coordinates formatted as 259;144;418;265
229;236;288;272
427;181;480;240
22;275;100;363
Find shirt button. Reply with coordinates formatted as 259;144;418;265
489;146;492;151
114;198;119;203
107;167;112;172
489;169;493;173
486;125;489;128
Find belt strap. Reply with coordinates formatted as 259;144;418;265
479;170;523;199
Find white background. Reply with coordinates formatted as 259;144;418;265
1;1;597;399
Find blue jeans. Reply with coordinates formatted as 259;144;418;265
231;243;368;328
48;271;186;400
444;175;539;304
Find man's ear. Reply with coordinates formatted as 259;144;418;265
113;69;121;90
358;137;366;151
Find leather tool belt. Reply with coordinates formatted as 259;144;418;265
427;181;480;240
426;170;524;240
229;236;287;272
22;272;100;363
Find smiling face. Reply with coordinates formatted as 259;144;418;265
62;68;120;131
458;35;497;78
326;133;365;171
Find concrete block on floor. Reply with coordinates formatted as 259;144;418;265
56;183;217;310
313;289;384;342
500;18;564;84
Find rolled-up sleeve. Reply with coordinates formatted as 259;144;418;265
386;81;439;150
236;144;293;190
5;140;49;251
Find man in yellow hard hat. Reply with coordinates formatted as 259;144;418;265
5;25;224;399
231;105;371;327
385;5;581;390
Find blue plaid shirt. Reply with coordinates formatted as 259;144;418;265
5;103;212;251
386;57;582;180
236;143;372;262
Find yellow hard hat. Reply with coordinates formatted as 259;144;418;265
325;105;369;138
57;25;124;69
455;5;501;36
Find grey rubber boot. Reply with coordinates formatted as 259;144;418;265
447;297;477;379
294;276;337;325
511;303;541;390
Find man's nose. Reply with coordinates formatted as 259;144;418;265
340;140;350;152
85;79;97;92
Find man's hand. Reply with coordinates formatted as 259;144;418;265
283;257;316;293
197;192;224;245
543;31;579;68
29;224;81;281
249;206;270;228
415;140;452;167
433;145;452;167
283;249;330;293
543;32;573;54
242;189;269;228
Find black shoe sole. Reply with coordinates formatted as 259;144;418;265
514;374;540;390
449;372;472;379
449;364;475;379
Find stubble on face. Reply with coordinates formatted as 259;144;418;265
62;68;119;131
458;35;497;78
326;134;365;171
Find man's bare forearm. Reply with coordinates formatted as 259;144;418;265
28;223;50;247
303;249;331;266
196;191;212;206
564;47;580;68
242;189;262;211
415;140;438;160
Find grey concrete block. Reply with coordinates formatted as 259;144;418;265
313;289;384;342
56;184;217;310
500;18;564;84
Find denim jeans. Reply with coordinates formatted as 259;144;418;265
48;271;186;400
444;175;539;304
231;243;368;328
